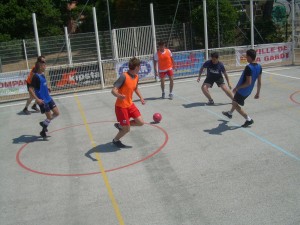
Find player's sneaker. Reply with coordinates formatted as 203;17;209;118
114;123;122;131
169;93;174;100
222;111;232;119
31;104;40;112
39;121;48;132
162;92;165;99
40;130;47;139
112;139;127;148
241;119;254;128
206;99;214;105
23;108;31;115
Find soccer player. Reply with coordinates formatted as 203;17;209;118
112;57;145;148
22;56;46;115
28;61;59;138
153;41;175;99
197;52;233;105
222;49;262;127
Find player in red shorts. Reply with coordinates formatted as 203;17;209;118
111;57;146;148
154;41;175;99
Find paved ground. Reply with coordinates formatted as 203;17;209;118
1;66;300;225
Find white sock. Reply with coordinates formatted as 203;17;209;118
246;116;252;121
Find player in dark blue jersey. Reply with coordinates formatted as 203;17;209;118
197;52;233;105
222;49;262;127
28;61;60;138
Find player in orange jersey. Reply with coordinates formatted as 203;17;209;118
111;57;145;148
153;41;175;99
22;56;46;115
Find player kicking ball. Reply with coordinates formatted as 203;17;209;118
111;57;145;148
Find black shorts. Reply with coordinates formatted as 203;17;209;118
233;92;249;106
203;76;225;87
39;99;56;114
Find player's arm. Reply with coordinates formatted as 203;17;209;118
28;75;44;105
135;85;145;105
254;70;262;99
197;61;207;82
223;69;232;89
111;74;125;100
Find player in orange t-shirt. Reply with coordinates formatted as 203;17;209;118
111;57;146;148
153;41;175;99
22;56;46;115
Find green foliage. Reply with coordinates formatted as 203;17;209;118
191;0;238;48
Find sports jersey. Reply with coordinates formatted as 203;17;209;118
154;49;173;72
26;66;36;84
30;73;52;104
237;63;262;97
202;60;225;78
115;72;139;108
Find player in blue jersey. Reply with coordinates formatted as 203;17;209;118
222;49;262;127
28;61;60;138
197;52;233;105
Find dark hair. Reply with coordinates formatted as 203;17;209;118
158;40;165;46
34;61;45;73
37;55;45;63
246;49;256;60
128;57;141;70
210;52;219;58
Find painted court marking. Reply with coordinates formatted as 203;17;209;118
176;94;300;162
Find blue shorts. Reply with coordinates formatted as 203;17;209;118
39;99;57;114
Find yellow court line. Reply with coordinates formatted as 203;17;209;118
74;93;125;225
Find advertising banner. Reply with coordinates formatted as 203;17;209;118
115;59;154;79
49;63;102;89
236;43;292;66
0;71;28;96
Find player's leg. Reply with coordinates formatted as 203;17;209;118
160;72;166;98
113;106;130;147
201;81;213;104
129;104;144;126
168;70;174;99
220;84;234;100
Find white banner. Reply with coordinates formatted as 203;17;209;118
236;43;292;66
0;71;28;96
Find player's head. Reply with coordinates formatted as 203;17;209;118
158;40;165;52
34;61;46;73
37;55;46;63
210;52;219;64
128;57;141;72
246;49;256;62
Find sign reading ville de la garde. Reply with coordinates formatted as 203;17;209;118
236;43;292;66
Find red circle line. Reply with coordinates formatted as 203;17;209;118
290;90;300;105
16;121;168;177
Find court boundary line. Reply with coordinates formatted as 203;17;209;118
175;94;300;161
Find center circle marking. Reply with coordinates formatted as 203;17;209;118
16;121;168;176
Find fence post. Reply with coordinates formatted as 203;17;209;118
0;57;2;73
93;7;105;89
292;0;295;65
64;27;73;65
150;3;157;55
250;0;254;49
23;40;29;70
112;29;119;61
203;0;209;60
183;23;187;51
32;13;41;56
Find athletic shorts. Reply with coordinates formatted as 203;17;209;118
39;99;57;114
115;103;141;126
159;69;174;79
233;92;249;106
203;76;225;87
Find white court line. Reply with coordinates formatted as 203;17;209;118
0;66;298;109
263;71;300;80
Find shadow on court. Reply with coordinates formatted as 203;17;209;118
12;134;50;143
182;102;231;108
85;142;132;161
203;119;240;135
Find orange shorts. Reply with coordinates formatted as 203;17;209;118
159;69;174;78
115;103;141;126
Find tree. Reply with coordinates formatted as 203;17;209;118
191;0;238;48
0;0;63;41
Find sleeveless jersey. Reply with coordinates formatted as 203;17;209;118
34;74;52;104
115;72;138;108
155;49;173;72
237;63;262;97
